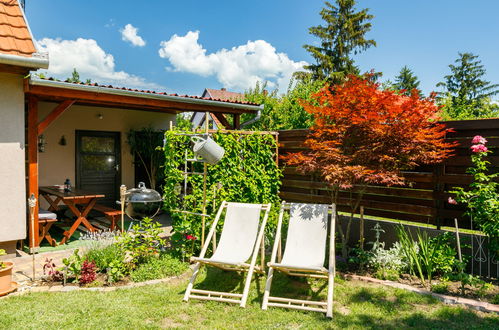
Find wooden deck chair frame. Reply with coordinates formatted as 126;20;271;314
183;201;271;308
262;201;336;318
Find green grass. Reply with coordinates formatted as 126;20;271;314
0;268;497;329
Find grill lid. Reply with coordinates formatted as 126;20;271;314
125;182;162;203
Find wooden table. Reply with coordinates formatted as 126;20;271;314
39;186;105;244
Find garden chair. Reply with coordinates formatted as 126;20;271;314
262;202;336;318
183;201;271;307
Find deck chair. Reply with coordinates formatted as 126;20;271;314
183;201;271;307
262;202;336;318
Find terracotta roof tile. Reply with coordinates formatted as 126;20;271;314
0;0;36;57
36;77;261;106
205;88;245;102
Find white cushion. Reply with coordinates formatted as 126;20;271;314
39;209;57;220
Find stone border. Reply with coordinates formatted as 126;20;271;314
344;274;499;314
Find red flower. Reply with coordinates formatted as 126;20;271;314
185;234;197;241
472;135;487;145
447;197;457;205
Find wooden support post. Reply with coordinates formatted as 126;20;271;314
37;99;75;135
359;206;365;251
233;114;241;130
27;96;39;249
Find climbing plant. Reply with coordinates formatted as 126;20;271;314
163;129;282;258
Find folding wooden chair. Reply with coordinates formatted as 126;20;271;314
262;202;336;318
183;201;271;307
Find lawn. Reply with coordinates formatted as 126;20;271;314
0;268;497;329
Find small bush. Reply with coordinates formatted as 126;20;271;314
431;279;450;294
492;294;499;305
84;243;124;271
374;268;399;281
130;254;188;282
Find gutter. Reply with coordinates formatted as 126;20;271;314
29;78;262;112
0;52;48;69
240;108;262;128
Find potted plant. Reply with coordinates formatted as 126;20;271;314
0;249;16;296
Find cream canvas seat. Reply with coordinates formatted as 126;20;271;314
183;201;271;307
262;202;336;318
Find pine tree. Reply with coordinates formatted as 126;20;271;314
393;66;422;96
437;52;499;110
302;0;376;84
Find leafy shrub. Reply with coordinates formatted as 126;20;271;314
42;258;63;282
130;254;188;282
79;260;97;285
431;279;450;294
107;260;127;283
0;249;5;268
115;217;165;270
62;249;84;283
84;243;124;271
492;294;499;304
374;268;399;281
163;130;282;259
428;232;458;275
368;242;407;273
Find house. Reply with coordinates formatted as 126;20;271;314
190;88;246;129
0;0;261;254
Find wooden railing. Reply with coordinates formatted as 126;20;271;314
278;118;499;229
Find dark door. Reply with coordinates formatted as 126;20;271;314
76;130;121;206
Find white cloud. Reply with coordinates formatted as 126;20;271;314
158;31;307;93
36;38;162;90
120;24;146;47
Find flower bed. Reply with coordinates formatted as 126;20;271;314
41;218;188;287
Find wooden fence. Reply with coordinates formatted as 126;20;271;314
278;118;499;229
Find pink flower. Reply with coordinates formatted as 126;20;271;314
471;144;488;153
448;197;457;205
472;135;487;145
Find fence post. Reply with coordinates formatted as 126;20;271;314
433;163;445;230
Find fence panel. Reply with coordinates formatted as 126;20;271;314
278;118;499;229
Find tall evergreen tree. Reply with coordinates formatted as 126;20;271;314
393;66;421;96
438;52;499;106
437;52;499;119
302;0;376;84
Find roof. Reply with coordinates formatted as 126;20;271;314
27;77;262;115
0;0;36;57
35;77;259;106
203;88;245;102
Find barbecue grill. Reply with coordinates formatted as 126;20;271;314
122;182;162;222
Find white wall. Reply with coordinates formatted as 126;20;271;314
0;72;26;242
38;103;174;197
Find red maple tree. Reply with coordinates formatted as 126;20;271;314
283;75;455;257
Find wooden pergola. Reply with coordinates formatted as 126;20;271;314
24;78;260;249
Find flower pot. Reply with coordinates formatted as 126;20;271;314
0;262;17;296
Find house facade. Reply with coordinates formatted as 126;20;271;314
0;1;261;254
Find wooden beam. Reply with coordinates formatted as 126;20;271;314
37;99;75;135
27;95;39;248
26;84;255;115
233;114;241;129
212;113;232;129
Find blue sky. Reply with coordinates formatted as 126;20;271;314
26;0;499;98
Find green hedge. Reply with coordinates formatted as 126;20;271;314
163;129;282;258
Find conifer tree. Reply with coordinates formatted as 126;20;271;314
302;0;376;84
437;52;499;116
393;66;422;96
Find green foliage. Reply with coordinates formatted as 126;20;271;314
302;0;376;84
396;227;459;286
163;129;282;258
452;143;499;255
0;249;5;269
84;243;124;272
66;68;91;84
438;52;499;119
107;260;127;283
392;66;422;96
175;113;193;131
431;278;450;294
130;254;188;282
243;77;324;130
62;249;84;283
115;217;166;270
127;128;165;190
